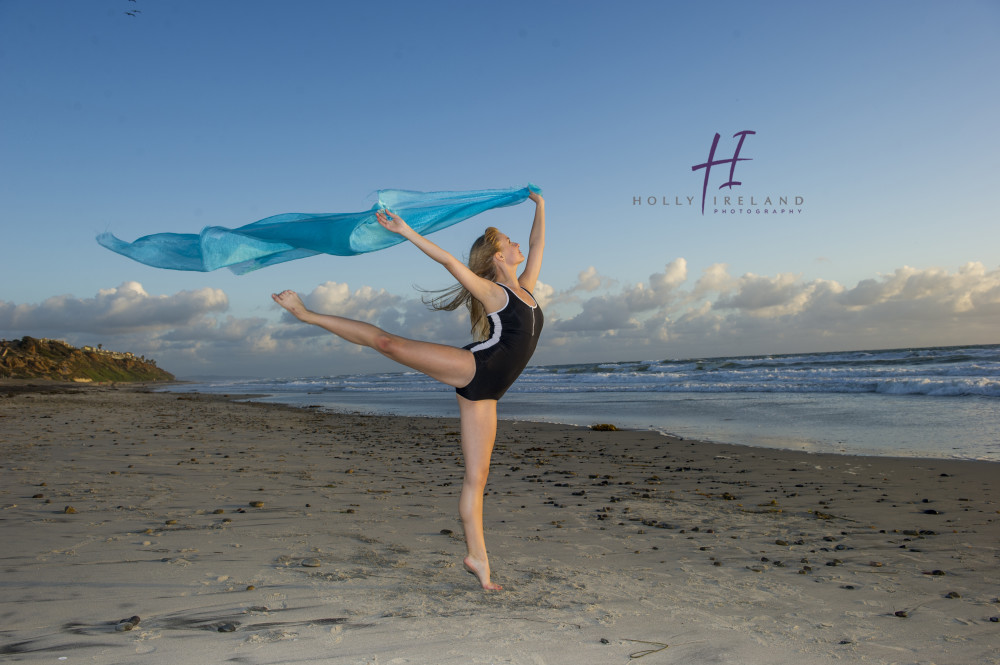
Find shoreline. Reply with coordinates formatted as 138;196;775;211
163;383;1000;463
1;384;997;664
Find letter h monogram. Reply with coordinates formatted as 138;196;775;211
691;130;755;214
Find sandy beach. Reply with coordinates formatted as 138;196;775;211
0;383;997;664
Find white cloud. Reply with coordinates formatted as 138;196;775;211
691;263;736;299
554;259;687;331
540;260;1000;363
625;258;687;312
0;281;228;335
713;272;808;316
530;280;555;308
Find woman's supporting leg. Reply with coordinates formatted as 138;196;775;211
456;395;501;590
272;290;476;388
275;290;501;589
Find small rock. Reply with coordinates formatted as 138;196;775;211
246;585;256;591
248;501;264;508
301;558;322;567
894;610;909;618
775;539;790;546
115;615;141;631
600;638;610;644
440;529;453;536
217;622;239;632
63;506;76;514
945;591;961;599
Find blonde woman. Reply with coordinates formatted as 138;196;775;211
272;191;544;590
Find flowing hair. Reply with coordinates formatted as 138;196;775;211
422;227;503;341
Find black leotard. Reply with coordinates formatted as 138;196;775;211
456;283;543;401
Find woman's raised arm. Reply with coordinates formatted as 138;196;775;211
517;192;545;293
376;209;505;310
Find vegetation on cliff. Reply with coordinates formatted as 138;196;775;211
0;337;174;382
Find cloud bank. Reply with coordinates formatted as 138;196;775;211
2;262;997;377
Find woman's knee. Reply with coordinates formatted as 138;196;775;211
463;466;490;489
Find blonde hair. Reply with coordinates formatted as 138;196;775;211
424;227;502;341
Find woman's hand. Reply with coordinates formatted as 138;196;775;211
528;190;544;205
375;209;411;235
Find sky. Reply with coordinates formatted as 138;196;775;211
1;0;998;379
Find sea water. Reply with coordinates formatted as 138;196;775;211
164;344;999;461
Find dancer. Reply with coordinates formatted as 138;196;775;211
272;191;545;590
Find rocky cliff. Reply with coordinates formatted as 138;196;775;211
0;337;174;382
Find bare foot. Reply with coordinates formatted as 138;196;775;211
463;556;502;591
271;290;310;321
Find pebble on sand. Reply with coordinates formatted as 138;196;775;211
301;558;322;567
115;615;141;631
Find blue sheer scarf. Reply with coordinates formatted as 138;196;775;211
97;184;540;274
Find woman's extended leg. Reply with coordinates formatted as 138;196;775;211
272;290;476;388
456;395;501;590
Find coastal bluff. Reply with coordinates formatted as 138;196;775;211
0;336;174;382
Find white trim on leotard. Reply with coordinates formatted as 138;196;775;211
467;287;509;353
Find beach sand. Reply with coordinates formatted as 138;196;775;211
1;383;997;664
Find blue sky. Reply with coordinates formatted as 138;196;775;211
2;0;998;378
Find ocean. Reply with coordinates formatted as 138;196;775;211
164;344;1000;462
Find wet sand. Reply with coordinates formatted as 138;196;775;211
1;383;997;664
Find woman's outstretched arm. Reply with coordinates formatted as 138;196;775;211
376;209;505;311
517;192;545;293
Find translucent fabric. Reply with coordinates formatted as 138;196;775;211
97;184;540;274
